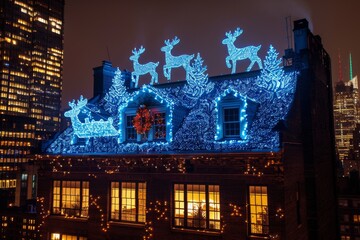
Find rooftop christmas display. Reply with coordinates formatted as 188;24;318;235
46;28;298;155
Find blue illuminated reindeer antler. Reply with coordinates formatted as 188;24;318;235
161;36;194;80
130;46;159;88
222;27;262;73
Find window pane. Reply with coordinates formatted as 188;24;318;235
81;182;89;217
53;181;61;214
138;182;146;223
174;184;185;226
126;115;136;140
187;184;207;229
51;233;60;240
249;186;269;234
153;112;166;139
208;185;220;230
62;181;81;216
121;182;136;221
223;108;240;137
111;182;120;220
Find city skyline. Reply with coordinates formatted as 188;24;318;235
63;0;360;108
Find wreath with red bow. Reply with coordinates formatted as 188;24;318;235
133;105;154;134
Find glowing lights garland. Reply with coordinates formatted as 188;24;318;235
37;154;285;238
37;197;50;234
144;201;169;240
90;195;109;232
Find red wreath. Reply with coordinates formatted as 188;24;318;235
133;105;154;134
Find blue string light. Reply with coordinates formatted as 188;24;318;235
47;37;298;155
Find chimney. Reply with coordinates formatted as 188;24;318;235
293;19;309;54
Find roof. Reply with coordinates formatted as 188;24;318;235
45;60;298;155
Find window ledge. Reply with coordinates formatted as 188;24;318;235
49;215;89;222
109;221;145;228
171;227;221;236
248;234;271;239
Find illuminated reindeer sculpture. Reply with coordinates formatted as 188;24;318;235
222;27;263;73
161;36;194;80
130;46;159;88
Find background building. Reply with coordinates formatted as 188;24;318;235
338;171;360;240
0;0;64;140
333;53;360;175
0;1;64;237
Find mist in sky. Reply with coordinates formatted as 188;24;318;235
62;0;360;108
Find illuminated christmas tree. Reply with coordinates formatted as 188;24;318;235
103;68;130;114
256;45;284;92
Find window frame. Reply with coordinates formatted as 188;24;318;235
248;185;269;236
173;183;220;231
216;96;247;141
52;180;89;218
110;181;147;224
121;106;168;143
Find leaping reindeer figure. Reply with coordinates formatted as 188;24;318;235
222;27;262;73
130;46;159;88
161;36;194;80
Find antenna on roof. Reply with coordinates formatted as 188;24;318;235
285;16;293;49
338;49;343;82
349;52;353;80
106;46;111;62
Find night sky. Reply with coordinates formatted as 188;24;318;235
62;0;360;109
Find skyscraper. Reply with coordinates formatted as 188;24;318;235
333;53;360;173
0;0;64;139
0;0;64;207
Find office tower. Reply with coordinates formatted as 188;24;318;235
333;53;359;173
334;79;359;162
0;0;64;139
0;0;64;208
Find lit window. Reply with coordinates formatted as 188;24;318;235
174;184;220;230
249;186;269;235
110;182;146;223
50;233;87;240
126;115;136;141
354;214;360;223
52;181;89;217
